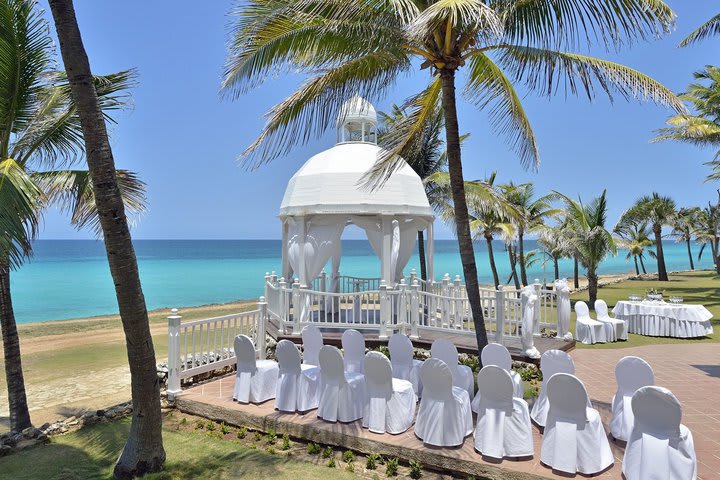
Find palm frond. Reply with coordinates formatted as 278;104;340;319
679;12;720;47
652;115;720;147
0;157;41;267
408;0;502;47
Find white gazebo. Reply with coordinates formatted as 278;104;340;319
279;96;435;291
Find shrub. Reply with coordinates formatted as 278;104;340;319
266;446;276;455
266;429;277;444
342;450;355;463
249;442;257;449
366;453;381;470
327;457;336;468
409;460;422;479
253;431;262;442
345;462;355;473
321;446;333;459
220;423;231;435
385;457;399;476
195;420;204;430
205;421;215;431
307;442;321;455
237;427;247;439
179;418;187;425
281;433;291;450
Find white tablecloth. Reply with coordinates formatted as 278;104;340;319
612;301;714;338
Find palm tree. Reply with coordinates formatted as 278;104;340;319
224;0;683;353
378;103;446;282
537;225;571;281
614;220;654;275
654;66;720;182
672;207;702;270
556;190;616;306
0;0;142;434
48;0;165;477
696;197;720;274
624;193;677;281
679;13;720;47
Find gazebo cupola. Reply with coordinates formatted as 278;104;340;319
336;96;378;144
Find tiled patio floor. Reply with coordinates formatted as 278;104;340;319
177;343;720;480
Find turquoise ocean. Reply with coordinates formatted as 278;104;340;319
12;240;713;324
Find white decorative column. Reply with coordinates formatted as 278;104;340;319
381;216;393;286
427;221;435;283
166;308;182;400
281;220;290;280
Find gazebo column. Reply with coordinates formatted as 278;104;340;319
380;216;394;286
281;219;290;280
298;217;307;285
427;221;435;283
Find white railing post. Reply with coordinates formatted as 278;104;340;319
495;286;505;344
257;297;267;360
410;279;420;339
410;268;417;286
441;273;450;328
379;281;389;339
278;277;287;334
453;275;463;329
264;272;271;302
533;279;542;335
167;308;182;400
292;280;301;335
397;279;408;334
320;270;327;293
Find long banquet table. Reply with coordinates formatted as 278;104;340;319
612;300;714;338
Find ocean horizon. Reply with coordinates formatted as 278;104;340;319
12;239;713;324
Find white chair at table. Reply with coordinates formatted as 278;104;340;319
595;299;627;341
623;386;697;480
611;356;654;442
301;325;324;367
317;345;366;422
274;340;321;413
430;338;474;400
531;349;576;428
388;333;423;396
540;373;614;475
575;301;608;344
472;343;523;413
473;366;533;460
233;334;279;404
415;358;473;447
341;328;365;374
361;351;417;434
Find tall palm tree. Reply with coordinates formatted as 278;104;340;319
0;0;142;434
614;220;654;275
624;193;677;281
48;0;165;477
672;207;702;270
224;0;683;353
654;66;720;182
378;103;446;282
556;190;616;306
537;225;571;281
679;13;720;47
696;197;720;274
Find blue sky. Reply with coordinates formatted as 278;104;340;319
37;1;719;240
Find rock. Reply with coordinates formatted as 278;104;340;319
64;416;76;424
82;412;99;425
37;433;48;443
96;409;105;417
0;445;11;457
39;422;51;432
65;420;79;427
21;427;42;439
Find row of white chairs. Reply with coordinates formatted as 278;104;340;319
576;299;628;344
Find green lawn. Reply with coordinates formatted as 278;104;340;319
569;270;719;349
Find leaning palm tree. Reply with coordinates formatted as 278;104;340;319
696;198;720;274
614;220;654;275
537;225;571;281
623;193;677;281
555;190;616;306
672;207;702;270
679;13;720;47
48;0;165;477
224;0;683;352
0;0;143;435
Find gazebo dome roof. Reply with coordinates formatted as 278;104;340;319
279;142;433;218
336;96;377;128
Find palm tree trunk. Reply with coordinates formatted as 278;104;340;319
0;259;32;433
485;234;500;288
417;230;427;282
685;237;695;270
48;1;165;477
518;229;528;286
573;255;579;289
713;235;719;274
587;270;598;307
655;225;668;281
639;254;647;274
553;256;559;281
633;255;640;275
439;68;487;352
507;244;520;289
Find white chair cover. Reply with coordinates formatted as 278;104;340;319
388;333;423;395
611;356;654;442
575;301;608;344
595;299;628;341
540;373;614;475
473;366;533;459
472;343;523;412
415;358;473;447
317;345;366;422
341;329;365;374
531;349;576;427
430;338;474;399
275;340;321;412
301;325;324;366
361;351;417;434
623;386;697;480
233;334;279;404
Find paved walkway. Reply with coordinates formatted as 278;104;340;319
178;342;719;479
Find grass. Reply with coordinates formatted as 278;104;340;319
569;270;718;349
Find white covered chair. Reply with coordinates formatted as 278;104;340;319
611;356;654;442
233;334;279;404
595;299;628;341
415;358;473;447
623;386;697;480
430;338;474;399
531;349;576;428
274;340;321;413
540;373;614;475
575;301;608;344
473;366;533;460
341;329;365;374
472;343;523;413
301;325;324;366
388;333;423;395
317;345;366;422
361;351;417;434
